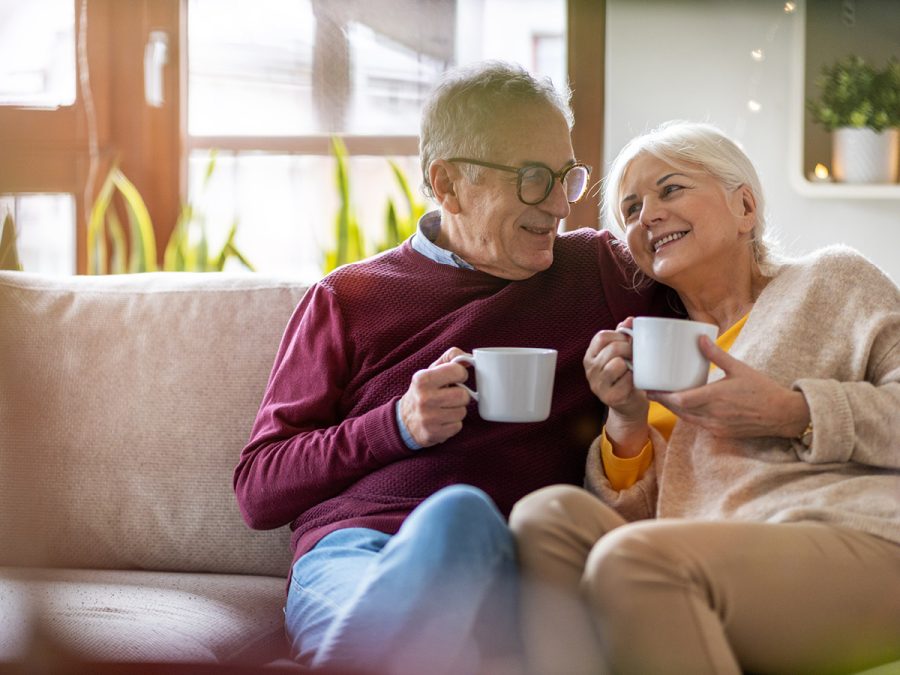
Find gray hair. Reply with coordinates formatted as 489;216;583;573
420;61;573;199
602;121;779;275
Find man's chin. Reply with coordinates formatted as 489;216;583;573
523;252;555;276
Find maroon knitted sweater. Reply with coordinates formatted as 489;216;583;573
234;228;676;566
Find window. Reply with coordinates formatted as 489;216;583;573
0;0;182;276
0;0;76;108
0;0;79;274
186;0;569;280
0;0;603;276
0;195;75;274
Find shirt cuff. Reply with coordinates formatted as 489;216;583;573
599;428;653;490
396;399;423;451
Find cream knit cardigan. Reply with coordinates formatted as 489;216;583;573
586;245;900;545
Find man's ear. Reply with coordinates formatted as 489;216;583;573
733;184;757;234
429;160;462;214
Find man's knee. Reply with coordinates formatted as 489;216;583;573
421;484;502;526
406;484;513;560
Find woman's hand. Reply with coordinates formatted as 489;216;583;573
584;318;650;456
648;336;811;439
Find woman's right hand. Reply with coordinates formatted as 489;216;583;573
584;318;651;456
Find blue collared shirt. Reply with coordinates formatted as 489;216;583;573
396;211;474;450
410;210;476;271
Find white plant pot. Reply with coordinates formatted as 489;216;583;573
831;127;900;184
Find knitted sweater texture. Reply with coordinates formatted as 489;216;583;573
235;229;676;563
587;246;900;544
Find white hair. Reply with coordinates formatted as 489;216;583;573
419;61;573;199
602;121;780;275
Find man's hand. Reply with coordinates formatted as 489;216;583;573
399;347;472;448
648;336;811;439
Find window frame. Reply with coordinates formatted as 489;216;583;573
0;0;603;274
184;0;605;232
0;0;182;274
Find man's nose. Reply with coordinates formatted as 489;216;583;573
540;177;571;219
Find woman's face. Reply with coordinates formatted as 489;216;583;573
619;152;755;286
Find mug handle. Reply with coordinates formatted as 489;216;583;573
615;326;635;372
450;353;479;401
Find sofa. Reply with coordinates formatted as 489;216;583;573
0;270;310;666
3;270;899;675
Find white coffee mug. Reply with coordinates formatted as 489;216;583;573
618;317;718;392
451;347;557;422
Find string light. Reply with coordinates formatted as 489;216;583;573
742;5;796;123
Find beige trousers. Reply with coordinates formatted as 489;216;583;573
509;485;900;675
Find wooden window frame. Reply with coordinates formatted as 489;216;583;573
567;0;605;231
0;0;181;274
0;0;603;274
186;0;606;230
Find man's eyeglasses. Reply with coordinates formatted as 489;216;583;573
447;158;592;206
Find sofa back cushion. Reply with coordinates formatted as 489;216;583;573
0;272;309;577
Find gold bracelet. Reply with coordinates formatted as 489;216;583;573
797;420;814;448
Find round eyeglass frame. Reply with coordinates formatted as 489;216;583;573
447;158;592;205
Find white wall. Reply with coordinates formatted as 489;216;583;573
605;0;900;281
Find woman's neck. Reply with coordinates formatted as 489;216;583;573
674;261;769;334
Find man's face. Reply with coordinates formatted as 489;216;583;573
449;104;576;281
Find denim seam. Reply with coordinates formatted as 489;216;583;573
291;577;344;613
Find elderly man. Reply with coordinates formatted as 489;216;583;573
234;61;674;674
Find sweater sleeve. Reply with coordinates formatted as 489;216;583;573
233;283;412;530
793;340;900;470
585;426;662;521
599;429;654;490
788;250;900;471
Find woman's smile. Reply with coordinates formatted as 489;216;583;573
651;230;689;253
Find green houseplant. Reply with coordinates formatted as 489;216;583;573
87;153;254;274
323;136;427;273
323;136;367;273
0;211;23;271
807;55;900;183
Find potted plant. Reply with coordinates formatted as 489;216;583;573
807;55;900;184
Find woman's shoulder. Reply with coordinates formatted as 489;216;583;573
775;245;897;292
755;246;898;324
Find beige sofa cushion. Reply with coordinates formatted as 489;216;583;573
0;567;288;663
0;272;308;577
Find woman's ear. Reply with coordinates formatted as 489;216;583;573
733;184;757;234
429;160;462;214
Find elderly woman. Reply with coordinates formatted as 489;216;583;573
510;121;900;675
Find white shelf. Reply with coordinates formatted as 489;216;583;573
789;2;900;200
792;180;900;199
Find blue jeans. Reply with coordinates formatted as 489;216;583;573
284;485;519;675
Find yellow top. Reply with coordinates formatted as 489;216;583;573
600;315;749;490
